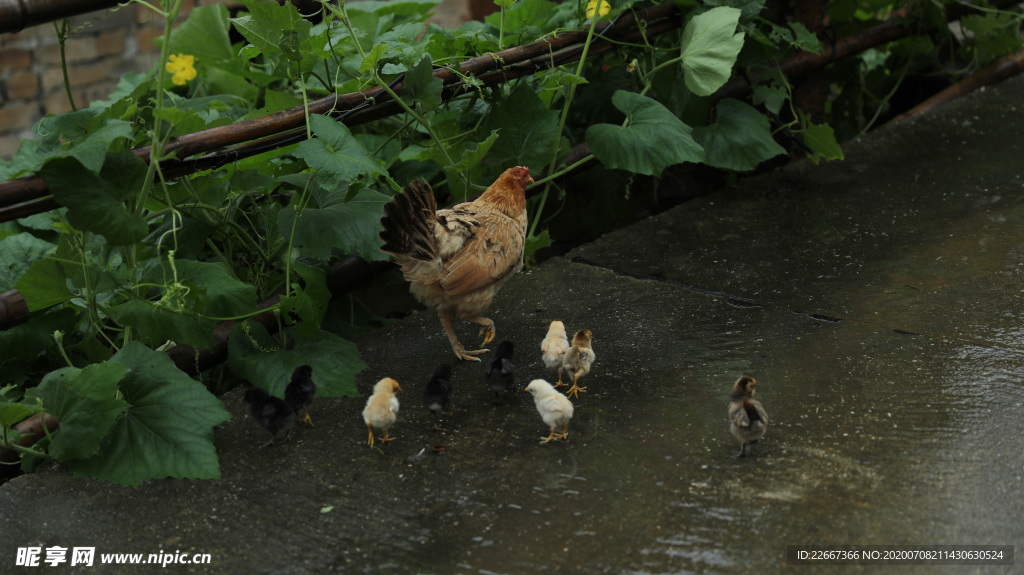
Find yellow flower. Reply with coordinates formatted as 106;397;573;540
166;53;197;86
586;0;611;19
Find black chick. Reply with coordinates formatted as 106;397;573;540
485;340;515;405
243;387;295;448
284;365;316;426
423;364;454;429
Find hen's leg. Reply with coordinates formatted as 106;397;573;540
439;309;489;360
461;313;496;346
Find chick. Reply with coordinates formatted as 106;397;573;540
284;365;316;426
485;340;516;404
243;387;295;448
561;329;595;399
362;377;402;447
728;376;768;458
541;321;570;387
525;379;575;444
423;364;454;429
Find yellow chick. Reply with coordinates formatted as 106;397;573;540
541;320;570;387
525;379;574;444
561;329;595;399
728;376;768;458
362;377;402;447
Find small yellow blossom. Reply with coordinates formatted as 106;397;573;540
586;0;611;19
166;53;197;86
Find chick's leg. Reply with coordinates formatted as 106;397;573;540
439;309;488;362
540;427;557;444
299;409;314;427
366;423;375;447
379;429;396;444
461;313;496;347
566;374;586;399
556;423;569;440
554;368;566;387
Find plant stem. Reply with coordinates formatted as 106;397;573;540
530;12;602;238
55;20;77;112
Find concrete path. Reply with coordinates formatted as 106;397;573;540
2;75;1023;574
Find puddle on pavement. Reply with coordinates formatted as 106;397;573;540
340;291;1024;574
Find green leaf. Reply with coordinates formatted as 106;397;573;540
0;401;38;429
679;6;745;96
228;322;366;398
0;308;76;376
108;300;216;349
162;260;258;318
801;114;844;164
401;55;443;113
295;115;383;190
525;229;551;260
40;153;149;245
278;186;391;261
789;21;823;54
35;111;134;174
278;264;331;339
692;99;786;171
65;342;231;486
15;257;73;311
479;84;561;173
585;91;704;177
0;232;55;290
359;44;389;74
26;363;130;461
165;5;234;63
752;84;787;115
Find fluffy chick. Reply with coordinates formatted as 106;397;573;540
728;376;768;458
541;321;570;387
363;377;402;447
485;340;516;404
562;329;595;399
525;379;575;444
243;387;295;448
284;365;316;426
423;364;454;428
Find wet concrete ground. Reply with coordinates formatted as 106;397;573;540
2;77;1023;573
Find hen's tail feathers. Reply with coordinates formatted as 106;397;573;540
379;179;439;262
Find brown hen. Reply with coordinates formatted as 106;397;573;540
379;166;532;361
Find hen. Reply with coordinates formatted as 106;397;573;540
540;321;569;386
379;167;533;361
562;329;595;399
728;376;768;458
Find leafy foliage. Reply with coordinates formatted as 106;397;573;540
2;0;1020;483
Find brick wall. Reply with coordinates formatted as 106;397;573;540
0;1;242;160
0;0;470;161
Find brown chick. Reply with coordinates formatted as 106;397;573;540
362;377;402;447
541;320;570;387
379;167;533;361
728;376;768;458
561;329;595;399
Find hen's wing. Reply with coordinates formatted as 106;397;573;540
438;205;525;296
379;179;440;263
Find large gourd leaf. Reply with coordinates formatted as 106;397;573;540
692;99;786;171
294;115;384;191
679;7;745;96
40;153;149;246
586;91;704;177
25;363;130;461
65;342;231;486
278;186;391;261
228;322;365;398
